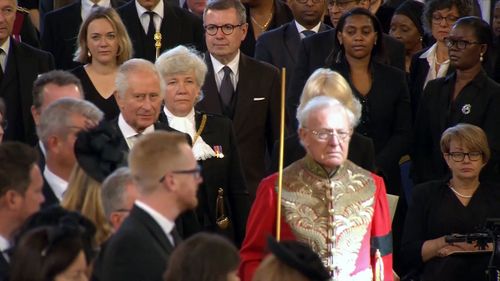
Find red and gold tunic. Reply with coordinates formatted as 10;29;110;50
239;156;393;281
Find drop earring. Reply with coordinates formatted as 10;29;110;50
480;53;483;62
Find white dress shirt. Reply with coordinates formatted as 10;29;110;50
136;0;164;33
0;235;10;262
420;43;450;89
81;0;111;20
117;114;155;149
0;37;10;72
43;167;68;201
294;20;321;39
210;52;240;92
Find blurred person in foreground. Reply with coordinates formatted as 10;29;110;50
240;96;393;281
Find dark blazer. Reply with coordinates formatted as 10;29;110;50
196;53;281;201
240;0;293;57
412;70;500;184
41;0;126;70
287;29;406;130
41;176;59;209
408;47;455;120
117;0;205;62
92;205;178;281
270;131;376;173
255;21;331;92
158;111;250;246
0;39;54;145
0;254;8;281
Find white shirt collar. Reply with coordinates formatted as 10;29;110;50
294;20;321;38
420;43;450;88
0;37;10;72
38;140;47;157
134;200;175;243
163;107;196;137
136;0;164;32
43;167;68;201
118;113;155;148
210;52;240;91
0;235;9;252
81;0;112;21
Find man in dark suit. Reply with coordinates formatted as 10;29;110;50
0;142;45;281
196;0;281;201
287;0;405;129
117;0;205;62
93;131;202;281
255;0;330;92
41;0;126;70
0;0;55;145
110;58;182;152
38;98;103;209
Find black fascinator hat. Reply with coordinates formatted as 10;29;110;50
267;237;330;281
74;122;127;183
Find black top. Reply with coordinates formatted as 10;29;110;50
71;66;120;121
401;179;500;280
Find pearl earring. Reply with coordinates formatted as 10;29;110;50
480;53;483;62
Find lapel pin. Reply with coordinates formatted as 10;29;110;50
461;104;471;115
213;145;224;159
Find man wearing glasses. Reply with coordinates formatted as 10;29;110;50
287;0;405;130
255;0;331;93
196;0;281;201
240;96;393;281
94;131;202;281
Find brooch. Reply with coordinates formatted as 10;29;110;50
213;145;224;158
461;104;471;115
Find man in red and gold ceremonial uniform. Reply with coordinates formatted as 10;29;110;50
240;96;393;281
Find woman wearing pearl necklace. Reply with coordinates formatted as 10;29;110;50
400;123;500;281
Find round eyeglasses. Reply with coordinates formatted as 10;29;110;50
204;24;244;36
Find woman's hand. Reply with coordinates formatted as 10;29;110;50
437;242;492;257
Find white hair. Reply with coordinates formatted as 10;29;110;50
115;58;166;99
297;96;358;129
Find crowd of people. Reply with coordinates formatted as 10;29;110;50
1;0;500;280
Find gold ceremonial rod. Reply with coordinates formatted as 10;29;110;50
276;68;286;241
154;32;162;59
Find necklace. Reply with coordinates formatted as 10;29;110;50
448;182;474;198
250;12;273;31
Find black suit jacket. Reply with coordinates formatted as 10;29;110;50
93;205;177;281
196;53;281;200
287;29;405;129
41;176;60;209
0;39;54;145
255;21;331;93
41;0;126;70
158;111;250;246
412;70;500;184
117;0;205;62
270;131;376;173
240;0;293;57
0;254;8;281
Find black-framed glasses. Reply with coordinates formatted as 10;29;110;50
431;14;458;25
444;37;481;50
446;151;483;162
305;128;351;142
114;208;131;213
159;165;203;182
204;24;244;36
328;0;358;9
296;0;324;4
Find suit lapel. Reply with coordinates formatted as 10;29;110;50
283;23;300;65
232;54;253;133
198;54;223;114
0;39;17;92
438;78;453;132
161;5;181;52
123;2;146;59
130;206;175;253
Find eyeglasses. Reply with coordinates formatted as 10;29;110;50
160;165;203;182
204;24;244;36
296;0;324;4
328;0;358;10
446;151;483;162
114;208;131;213
444;37;481;50
431;14;459;25
305;128;351;142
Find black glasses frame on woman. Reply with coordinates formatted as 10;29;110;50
204;24;245;36
446;151;483;162
444;37;481;50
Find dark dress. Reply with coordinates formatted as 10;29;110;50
401;180;500;280
412;70;500;184
71;66;120;120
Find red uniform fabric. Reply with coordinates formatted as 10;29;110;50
239;158;393;281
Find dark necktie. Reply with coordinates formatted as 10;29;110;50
219;66;234;107
301;30;315;38
146;11;156;37
145;11;157;61
170;226;182;247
